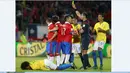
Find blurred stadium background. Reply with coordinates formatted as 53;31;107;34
16;1;111;42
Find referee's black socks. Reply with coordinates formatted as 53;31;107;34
83;54;89;69
79;53;84;65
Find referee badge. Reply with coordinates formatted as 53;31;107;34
83;24;85;27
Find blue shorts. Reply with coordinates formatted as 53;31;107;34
55;42;62;54
46;41;57;55
61;42;72;54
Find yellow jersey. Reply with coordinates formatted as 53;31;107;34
94;21;110;42
72;24;81;43
29;60;50;70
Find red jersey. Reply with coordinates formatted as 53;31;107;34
55;22;63;42
62;22;72;43
48;23;56;41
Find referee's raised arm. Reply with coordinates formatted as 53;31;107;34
72;2;82;20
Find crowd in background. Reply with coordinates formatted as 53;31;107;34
16;1;111;43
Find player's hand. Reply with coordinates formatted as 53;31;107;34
79;28;84;33
72;2;77;9
89;26;93;31
98;27;106;33
48;39;52;42
71;31;77;35
48;29;51;32
98;27;102;30
98;27;104;32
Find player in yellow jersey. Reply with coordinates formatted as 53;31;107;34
21;59;73;70
69;17;84;69
92;14;110;70
72;17;81;54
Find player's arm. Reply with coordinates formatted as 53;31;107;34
79;27;84;34
72;2;82;20
48;26;58;32
91;23;97;35
75;25;81;35
71;29;78;35
41;66;50;70
48;31;57;42
98;23;110;34
92;29;96;34
98;28;109;33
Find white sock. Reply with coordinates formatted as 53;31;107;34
49;57;54;62
47;55;50;60
65;54;70;64
60;54;65;64
56;55;60;66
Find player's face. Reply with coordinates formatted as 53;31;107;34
98;15;103;22
81;14;84;20
68;17;72;23
72;18;77;24
26;66;32;70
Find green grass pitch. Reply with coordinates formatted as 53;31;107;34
16;57;111;72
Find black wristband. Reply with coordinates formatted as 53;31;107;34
74;9;78;11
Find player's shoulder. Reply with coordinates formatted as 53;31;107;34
77;24;81;27
55;21;61;25
71;24;74;26
65;22;71;25
51;23;56;27
103;21;109;25
95;22;100;26
95;22;100;24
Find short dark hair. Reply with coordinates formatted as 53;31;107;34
82;12;88;18
52;15;59;24
46;18;52;23
59;17;65;24
21;61;30;70
72;16;78;20
98;13;104;17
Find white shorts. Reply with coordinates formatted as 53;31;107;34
44;59;57;70
72;43;81;53
93;41;105;50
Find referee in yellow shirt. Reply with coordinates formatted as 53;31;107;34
92;14;110;70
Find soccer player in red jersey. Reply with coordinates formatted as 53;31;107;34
48;15;63;66
60;15;73;64
46;18;57;62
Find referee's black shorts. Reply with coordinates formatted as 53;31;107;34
81;37;90;50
